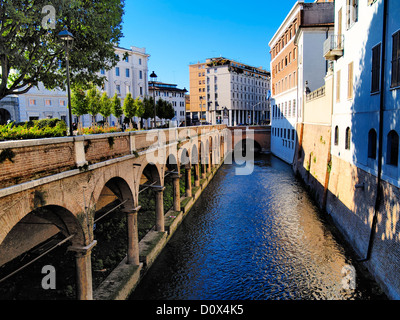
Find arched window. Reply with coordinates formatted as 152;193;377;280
387;130;399;166
345;127;351;150
334;126;339;146
368;129;377;159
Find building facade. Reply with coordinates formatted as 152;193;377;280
0;46;150;128
189;58;270;126
148;81;187;125
269;0;334;164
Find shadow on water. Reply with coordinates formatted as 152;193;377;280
130;154;387;300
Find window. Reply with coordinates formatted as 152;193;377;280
124;56;129;63
100;69;105;75
345;127;351;150
45;99;52;106
334;126;339;146
140;87;143;96
368;129;377;159
116;67;120;77
391;31;400;88
116;85;121;94
139;58;142;65
336;70;341;102
348;62;354;99
139;70;143;80
126;68;130;78
346;0;358;29
387;130;399;166
29;99;36;105
371;44;381;93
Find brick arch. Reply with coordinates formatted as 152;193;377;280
191;143;199;165
178;147;191;167
0;204;87;266
96;177;136;213
135;160;163;199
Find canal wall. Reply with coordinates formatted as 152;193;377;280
293;73;400;300
93;158;226;300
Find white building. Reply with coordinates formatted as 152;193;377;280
0;45;150;128
205;57;270;126
148;81;187;126
269;0;334;164
326;0;400;185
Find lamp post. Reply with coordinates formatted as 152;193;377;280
150;71;157;128
58;26;74;136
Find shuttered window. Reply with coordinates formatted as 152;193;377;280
392;31;400;88
371;44;381;93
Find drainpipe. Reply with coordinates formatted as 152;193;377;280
362;0;388;262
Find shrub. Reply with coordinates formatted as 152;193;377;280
0;120;67;141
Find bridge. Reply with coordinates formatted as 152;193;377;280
0;125;270;300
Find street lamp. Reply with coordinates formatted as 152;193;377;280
58;26;74;136
150;71;157;128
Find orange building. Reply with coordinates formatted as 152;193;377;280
188;62;207;123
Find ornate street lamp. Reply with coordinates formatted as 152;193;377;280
150;71;157;128
58;26;75;136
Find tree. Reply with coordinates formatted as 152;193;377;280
71;86;88;131
100;92;112;126
111;93;123;127
86;87;101;126
0;0;125;100
134;97;145;130
157;99;175;121
122;93;135;128
142;97;155;128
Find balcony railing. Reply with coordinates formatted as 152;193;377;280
324;35;344;61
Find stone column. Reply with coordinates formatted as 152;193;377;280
155;187;165;232
201;162;207;179
126;207;140;265
194;163;200;187
185;166;192;197
68;241;97;300
172;174;181;212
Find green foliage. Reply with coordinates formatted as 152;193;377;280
142;97;155;120
86;87;102;117
156;99;175;120
122;92;135;119
111;93;123;119
100;92;112;121
0;119;67;141
0;0;125;100
71;87;88;117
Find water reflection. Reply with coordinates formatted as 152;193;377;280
130;155;386;300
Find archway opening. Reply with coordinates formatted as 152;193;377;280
0;206;84;300
0;108;11;125
138;163;162;239
91;177;134;288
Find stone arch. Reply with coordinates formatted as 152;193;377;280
96;176;136;213
234;138;262;158
0;205;86;267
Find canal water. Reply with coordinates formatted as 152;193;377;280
130;154;386;300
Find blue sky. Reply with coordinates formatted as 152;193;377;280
119;1;302;92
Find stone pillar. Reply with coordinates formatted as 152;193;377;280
126;207;140;265
68;241;97;300
194;164;200;187
185;166;192;197
201;162;207;179
155;187;165;232
172;174;181;212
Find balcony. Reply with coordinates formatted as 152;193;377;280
324;35;344;61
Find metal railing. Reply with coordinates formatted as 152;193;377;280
323;35;345;56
